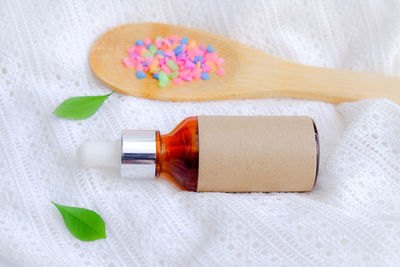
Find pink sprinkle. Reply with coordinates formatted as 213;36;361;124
193;68;201;80
154;38;162;48
129;57;137;65
127;46;136;54
188;54;195;61
161;65;172;75
135;45;145;55
185;60;196;69
122;58;132;68
163;50;174;57
215;58;224;66
172;77;183;85
179;69;191;78
216;68;225;76
190;47;202;57
163;38;171;48
136;56;144;63
143;66;149;72
204;52;217;61
145;56;153;65
202;64;211;72
176;52;186;60
159;58;166;65
129;51;138;58
169;35;179;42
144;37;151;47
182;76;192;81
135;63;143;71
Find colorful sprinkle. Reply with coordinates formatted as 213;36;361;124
166;60;178;71
158;71;169;87
172;77;183;85
169;71;178;79
206;45;215;53
201;72;210;80
144;38;151;47
136;71;146;79
173;45;183;56
216;68;225;76
149;44;157;55
123;35;225;87
180;37;189;45
122;58;132;68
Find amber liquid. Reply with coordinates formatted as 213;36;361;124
156;116;199;191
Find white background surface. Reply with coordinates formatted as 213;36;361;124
1;0;400;266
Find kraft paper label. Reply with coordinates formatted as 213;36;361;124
197;116;317;192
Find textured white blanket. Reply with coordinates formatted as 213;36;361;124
1;0;399;266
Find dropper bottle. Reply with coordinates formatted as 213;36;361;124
79;116;319;192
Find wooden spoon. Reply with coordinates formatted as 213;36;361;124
90;23;400;104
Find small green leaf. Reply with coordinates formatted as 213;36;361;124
52;201;106;241
53;92;113;120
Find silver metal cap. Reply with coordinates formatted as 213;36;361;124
121;130;157;179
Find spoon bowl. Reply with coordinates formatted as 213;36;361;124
90;23;400;104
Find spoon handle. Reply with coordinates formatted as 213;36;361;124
240;57;400;104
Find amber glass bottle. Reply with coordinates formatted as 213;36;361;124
156;116;199;191
80;116;319;192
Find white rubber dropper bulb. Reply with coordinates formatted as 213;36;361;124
77;140;120;168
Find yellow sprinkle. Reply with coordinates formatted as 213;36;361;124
188;40;197;50
206;61;217;71
150;58;159;69
171;43;179;50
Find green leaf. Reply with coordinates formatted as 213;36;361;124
52;201;106;241
53;92;113;120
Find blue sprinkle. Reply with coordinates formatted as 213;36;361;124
193;56;203;64
174;45;183;56
201;72;210;80
136;71;146;79
180;37;189;45
142;62;147;66
135;40;144;46
169;40;173;44
206;45;215;53
155;50;165;56
146;44;151;49
152;73;159;80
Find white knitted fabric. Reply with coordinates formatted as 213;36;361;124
1;0;400;266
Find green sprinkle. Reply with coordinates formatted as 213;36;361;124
159;71;168;80
155;36;163;40
159;81;167;88
166;60;178;71
149;44;157;55
168;70;178;79
141;52;152;58
158;71;169;87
